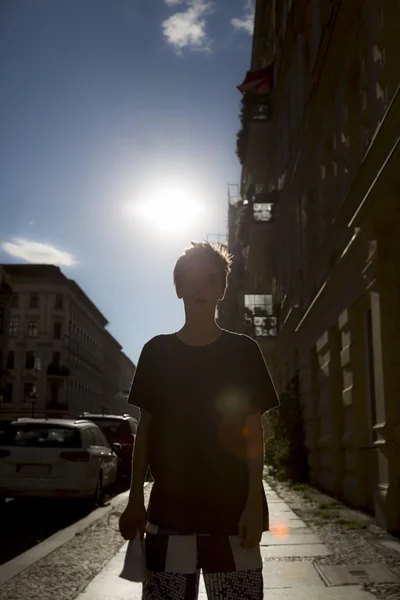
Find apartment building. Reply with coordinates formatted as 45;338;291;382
0;266;13;412
0;264;136;420
225;0;400;533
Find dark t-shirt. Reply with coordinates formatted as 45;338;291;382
128;330;279;535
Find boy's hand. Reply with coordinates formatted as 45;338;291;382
119;500;147;541
238;498;263;549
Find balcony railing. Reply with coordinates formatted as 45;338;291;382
244;307;277;338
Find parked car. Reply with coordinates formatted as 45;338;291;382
0;418;119;505
78;414;137;479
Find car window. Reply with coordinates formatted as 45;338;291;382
97;429;111;449
0;424;82;448
91;427;104;447
82;429;94;448
90;419;132;443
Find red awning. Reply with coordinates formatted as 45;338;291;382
237;64;274;94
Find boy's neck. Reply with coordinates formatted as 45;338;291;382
177;318;222;346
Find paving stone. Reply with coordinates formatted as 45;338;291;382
261;532;322;546
268;502;295;511
77;552;142;600
261;544;332;558
269;510;299;520
379;540;400;555
270;517;307;529
223;587;377;600
261;561;325;588
315;563;400;586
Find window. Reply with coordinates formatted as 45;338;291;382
29;293;39;309
365;308;377;442
2;383;13;403
361;90;367;111
55;294;63;310
50;384;59;405
376;83;388;106
23;382;35;403
6;351;14;370
52;351;61;365
253;203;274;222
53;321;62;339
244;294;277;337
9;317;18;337
92;428;105;448
25;351;35;370
0;424;81;448
11;293;18;308
84;429;96;447
341;132;350;148
27;320;38;338
98;430;111;449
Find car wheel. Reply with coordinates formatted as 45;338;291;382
90;473;104;508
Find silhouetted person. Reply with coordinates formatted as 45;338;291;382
119;241;279;599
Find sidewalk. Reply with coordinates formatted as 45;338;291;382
76;481;377;600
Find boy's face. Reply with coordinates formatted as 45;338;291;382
177;258;226;315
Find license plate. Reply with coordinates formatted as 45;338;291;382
19;464;51;476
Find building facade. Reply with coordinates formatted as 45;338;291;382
0;265;136;420
225;0;400;533
0;266;13;413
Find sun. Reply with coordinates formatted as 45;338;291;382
134;187;202;234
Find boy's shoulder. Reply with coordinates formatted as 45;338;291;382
142;334;175;352
222;330;261;354
143;330;258;348
140;331;259;361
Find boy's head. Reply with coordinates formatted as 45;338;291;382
174;241;232;314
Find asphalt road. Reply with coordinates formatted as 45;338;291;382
0;480;129;566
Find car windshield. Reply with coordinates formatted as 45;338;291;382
0;424;82;448
88;419;132;443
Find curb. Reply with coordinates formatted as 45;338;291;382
0;485;147;587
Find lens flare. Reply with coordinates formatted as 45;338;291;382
270;519;289;539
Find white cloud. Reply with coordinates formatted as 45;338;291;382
231;0;255;35
162;0;213;51
2;239;77;267
164;0;185;5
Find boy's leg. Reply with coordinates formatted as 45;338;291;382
203;570;263;600
198;535;263;600
143;571;200;600
143;531;199;600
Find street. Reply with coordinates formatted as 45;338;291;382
0;481;129;566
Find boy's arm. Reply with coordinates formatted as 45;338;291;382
245;411;264;503
119;409;152;540
238;411;264;549
129;409;152;503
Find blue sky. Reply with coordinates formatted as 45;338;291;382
0;0;254;363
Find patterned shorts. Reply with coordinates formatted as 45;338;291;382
142;523;263;600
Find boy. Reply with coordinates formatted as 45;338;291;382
119;241;279;599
